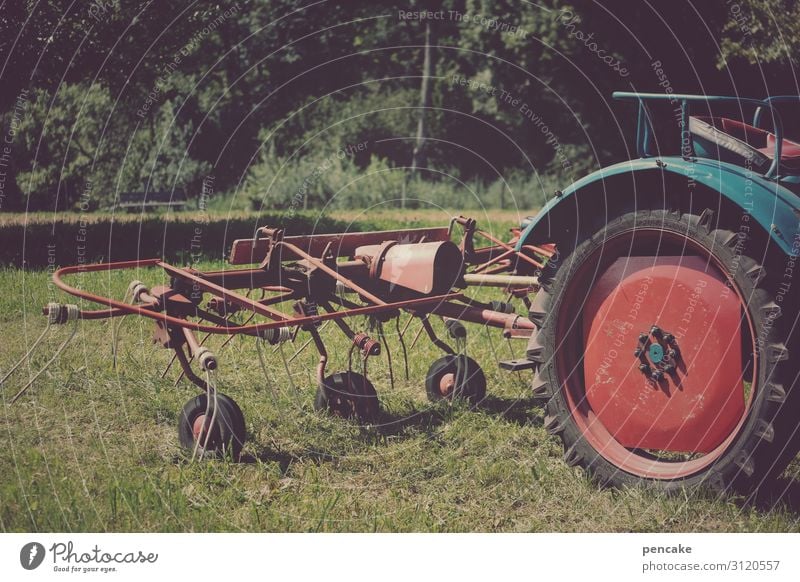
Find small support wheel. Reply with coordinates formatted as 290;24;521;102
178;393;246;459
425;355;486;404
314;372;380;424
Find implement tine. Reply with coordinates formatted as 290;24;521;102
396;315;409;381
378;322;394;390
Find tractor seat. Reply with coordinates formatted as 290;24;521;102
689;116;800;173
762;133;800;171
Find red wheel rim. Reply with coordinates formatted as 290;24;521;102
191;414;219;447
556;228;757;479
439;373;456;396
192;415;207;442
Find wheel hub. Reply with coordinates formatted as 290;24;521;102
582;256;746;453
439;373;455;396
192;414;208;442
635;326;680;380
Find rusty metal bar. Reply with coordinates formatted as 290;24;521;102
276;241;387;306
472;247;515;274
423;301;535;330
463;273;540;287
173;344;210;391
476;229;544;270
52;260;463;334
158;262;290;322
229;226;451;264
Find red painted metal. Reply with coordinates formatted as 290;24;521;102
475;229;544;270
49;262;465;334
439;373;455;396
192;415;208;442
45;218;548;418
354;240;463;295
427;301;535;331
157;262;291;321
229;227;451;265
582;256;745;453
277;240;387;305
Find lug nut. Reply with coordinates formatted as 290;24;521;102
650;326;663;339
639;363;651;374
663;363;675;373
634;348;643;358
638;333;648;344
663;333;674;344
651;370;664;381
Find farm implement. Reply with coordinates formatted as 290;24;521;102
26;217;550;461
13;91;800;494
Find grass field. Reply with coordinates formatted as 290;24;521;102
1;210;799;532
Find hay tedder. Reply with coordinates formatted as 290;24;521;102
29;92;800;493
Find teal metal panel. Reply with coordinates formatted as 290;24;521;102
517;156;800;255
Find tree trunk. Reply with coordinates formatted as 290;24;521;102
407;19;435;208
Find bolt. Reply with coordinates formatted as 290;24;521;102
650;326;663;339
638;333;648;344
639;363;651;374
651;370;664;381
634;348;643;358
663;363;675;373
663;333;674;344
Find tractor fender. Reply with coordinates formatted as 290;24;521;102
517;156;800;256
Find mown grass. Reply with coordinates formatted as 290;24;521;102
1;211;799;532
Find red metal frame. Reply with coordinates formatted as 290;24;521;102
45;217;547;397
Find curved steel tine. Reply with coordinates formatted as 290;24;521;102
395;315;409;381
378;322;394;390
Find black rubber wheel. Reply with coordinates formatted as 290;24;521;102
178;392;246;459
425;355;487;404
314;372;380;424
218;393;245;434
529;205;798;494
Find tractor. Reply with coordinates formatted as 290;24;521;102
518;92;800;493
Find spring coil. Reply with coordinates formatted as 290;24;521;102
444;318;467;339
46;303;80;325
260;326;292;345
489;300;516;314
195;347;218;371
353;332;381;356
128;280;150;303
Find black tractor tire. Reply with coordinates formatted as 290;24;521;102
529;205;799;494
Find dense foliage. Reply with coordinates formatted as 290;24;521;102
0;0;796;212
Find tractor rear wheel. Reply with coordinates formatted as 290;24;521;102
530;206;797;493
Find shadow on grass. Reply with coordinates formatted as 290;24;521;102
746;477;800;515
240;449;335;474
239;396;545;470
477;395;544;428
375;407;448;437
237;408;450;472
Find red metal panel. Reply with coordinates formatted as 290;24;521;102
228;227;451;265
354;240;463;295
582;256;745;453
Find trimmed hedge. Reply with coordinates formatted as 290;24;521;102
0;213;360;268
